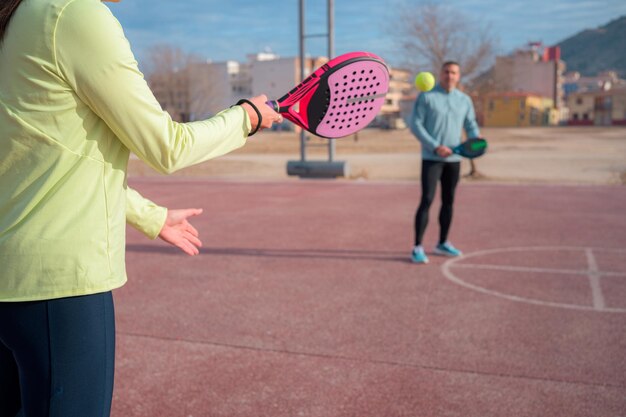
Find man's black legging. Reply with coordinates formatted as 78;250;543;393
0;291;115;417
414;160;461;246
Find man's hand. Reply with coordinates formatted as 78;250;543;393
158;209;203;256
436;146;453;157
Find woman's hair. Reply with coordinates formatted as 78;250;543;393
0;0;23;42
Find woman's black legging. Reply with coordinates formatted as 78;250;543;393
0;291;115;417
414;160;461;246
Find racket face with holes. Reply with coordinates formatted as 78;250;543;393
453;138;488;159
268;52;389;138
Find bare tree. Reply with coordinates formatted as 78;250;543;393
390;2;497;78
144;44;218;122
390;2;496;178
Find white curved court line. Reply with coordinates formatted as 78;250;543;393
441;246;626;313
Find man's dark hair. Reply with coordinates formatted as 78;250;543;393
0;0;23;42
441;61;460;70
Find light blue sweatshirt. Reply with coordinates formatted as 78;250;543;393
409;84;480;162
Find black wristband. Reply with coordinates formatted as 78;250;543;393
236;99;262;136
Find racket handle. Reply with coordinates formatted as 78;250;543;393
266;100;279;112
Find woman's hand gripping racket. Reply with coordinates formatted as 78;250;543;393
452;138;488;159
266;52;390;139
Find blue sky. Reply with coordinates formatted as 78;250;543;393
107;0;626;69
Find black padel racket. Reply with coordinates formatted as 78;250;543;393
453;138;488;159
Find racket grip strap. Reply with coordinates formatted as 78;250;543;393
234;99;262;136
266;100;279;112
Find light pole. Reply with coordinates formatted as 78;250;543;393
287;0;348;178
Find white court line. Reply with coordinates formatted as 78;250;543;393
450;263;626;277
441;246;626;313
585;248;606;310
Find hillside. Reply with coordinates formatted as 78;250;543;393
558;16;626;77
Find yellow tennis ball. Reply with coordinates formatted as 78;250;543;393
415;72;435;92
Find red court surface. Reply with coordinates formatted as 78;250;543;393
114;178;626;417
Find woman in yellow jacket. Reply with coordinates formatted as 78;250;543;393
0;0;281;414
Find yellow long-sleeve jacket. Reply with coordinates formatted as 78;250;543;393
125;187;167;241
0;0;250;301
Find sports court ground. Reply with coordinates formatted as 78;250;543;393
114;127;626;416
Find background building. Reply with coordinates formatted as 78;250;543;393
483;92;558;127
566;88;626;126
466;42;567;126
494;43;565;109
563;71;624;98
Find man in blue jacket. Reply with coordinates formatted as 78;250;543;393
409;61;480;264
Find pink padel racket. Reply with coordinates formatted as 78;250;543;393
266;51;389;138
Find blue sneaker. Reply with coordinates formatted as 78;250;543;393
434;242;462;257
411;247;429;264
